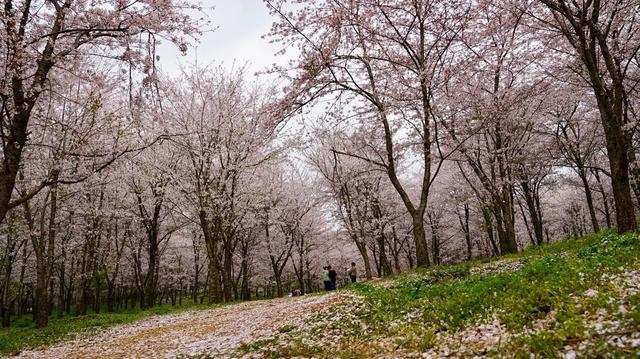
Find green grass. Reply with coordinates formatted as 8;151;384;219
244;231;640;358
0;300;216;355
4;232;639;358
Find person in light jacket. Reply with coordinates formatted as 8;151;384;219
322;266;331;291
348;262;358;283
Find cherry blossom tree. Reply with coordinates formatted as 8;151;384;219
441;0;549;254
162;65;283;303
0;0;206;233
536;0;640;233
265;0;473;267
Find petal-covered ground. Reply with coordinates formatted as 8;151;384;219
14;293;345;359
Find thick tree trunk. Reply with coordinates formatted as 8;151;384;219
142;242;158;309
206;254;221;303
222;248;234;302
199;211;222;303
274;273;283;298
601;110;637;232
411;218;431;267
607;148;636;232
494;202;518;254
33;263;49;328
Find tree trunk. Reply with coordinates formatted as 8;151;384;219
274;273;283;298
602;112;637;232
411;218;430;267
593;169;612;228
107;284;115;312
142;240;158;309
540;0;637;233
222;247;234;302
1;252;13;327
458;204;472;261
33;263;49;328
376;234;392;276
482;206;499;256
199;211;222;304
518;200;536;245
578;170;600;233
521;181;545;244
240;258;251;300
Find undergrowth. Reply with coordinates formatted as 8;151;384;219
243;231;640;358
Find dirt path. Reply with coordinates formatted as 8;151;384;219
14;293;344;359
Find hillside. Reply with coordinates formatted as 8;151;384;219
240;232;640;358
3;232;639;358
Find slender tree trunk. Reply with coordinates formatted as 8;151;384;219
240;258;250;300
518;200;536;245
593;169;612;229
57;254;66;317
429;224;440;266
482;206;499;256
520;182;544;244
577;170;600;233
1;253;13;327
458;204;473;261
376;234;392;276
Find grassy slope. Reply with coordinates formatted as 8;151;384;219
1;232;638;358
242;231;640;358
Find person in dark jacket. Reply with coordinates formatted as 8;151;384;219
328;265;337;290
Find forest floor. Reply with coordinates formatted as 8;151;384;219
238;231;640;358
5;231;640;358
12;293;345;358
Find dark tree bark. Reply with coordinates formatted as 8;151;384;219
520;181;545;245
593;169;612;228
540;0;638;233
23;181;59;328
457;203;473;261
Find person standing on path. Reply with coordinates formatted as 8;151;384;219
348;262;358;283
328;265;337;290
322;266;331;291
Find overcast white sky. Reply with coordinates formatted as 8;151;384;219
158;1;283;77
